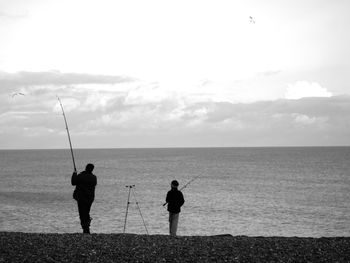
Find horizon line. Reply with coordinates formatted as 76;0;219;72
1;145;350;151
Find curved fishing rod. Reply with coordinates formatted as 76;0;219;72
57;96;77;173
162;175;200;206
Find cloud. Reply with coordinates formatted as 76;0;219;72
69;95;350;144
1;69;350;148
0;71;136;90
257;70;282;77
292;113;329;127
0;11;27;19
0;71;138;114
285;81;332;99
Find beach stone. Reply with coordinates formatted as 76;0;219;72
1;232;350;262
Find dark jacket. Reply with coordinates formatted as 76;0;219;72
71;171;97;203
166;188;185;213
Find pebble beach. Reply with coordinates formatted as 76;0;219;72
1;232;350;262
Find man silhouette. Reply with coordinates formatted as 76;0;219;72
71;163;97;234
166;180;185;236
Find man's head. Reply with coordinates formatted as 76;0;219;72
85;163;95;173
171;180;179;189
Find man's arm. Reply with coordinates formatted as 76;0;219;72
179;192;185;206
166;191;170;203
71;171;78;185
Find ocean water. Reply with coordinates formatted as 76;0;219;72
0;147;349;237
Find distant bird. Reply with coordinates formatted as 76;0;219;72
11;92;25;98
249;16;255;24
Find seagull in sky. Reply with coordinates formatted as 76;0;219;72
249;16;255;24
11;92;25;98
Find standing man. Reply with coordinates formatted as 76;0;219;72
166;180;185;236
71;163;97;234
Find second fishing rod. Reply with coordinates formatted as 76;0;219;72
162;175;200;207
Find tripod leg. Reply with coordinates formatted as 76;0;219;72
132;188;149;235
123;186;132;233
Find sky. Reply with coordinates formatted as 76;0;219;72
0;0;350;149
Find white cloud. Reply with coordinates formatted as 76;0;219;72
124;84;173;106
54;98;80;113
285;81;332;99
2;93;350;148
1;68;350;148
292;113;316;125
0;71;135;89
292;113;329;129
82;91;113;112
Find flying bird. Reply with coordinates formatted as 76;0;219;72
249;16;255;24
11;92;25;98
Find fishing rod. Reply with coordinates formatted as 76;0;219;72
162;175;200;206
57;96;77;173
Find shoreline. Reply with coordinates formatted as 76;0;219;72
1;232;350;262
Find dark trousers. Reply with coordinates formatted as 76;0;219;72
77;200;93;233
169;212;179;236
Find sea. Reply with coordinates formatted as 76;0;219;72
1;147;349;237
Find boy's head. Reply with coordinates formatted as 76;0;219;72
171;180;179;189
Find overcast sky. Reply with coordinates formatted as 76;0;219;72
1;0;350;149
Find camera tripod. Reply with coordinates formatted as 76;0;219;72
123;185;149;235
